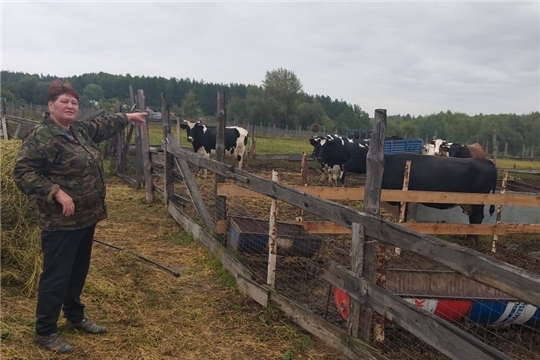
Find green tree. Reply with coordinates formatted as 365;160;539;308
262;68;303;126
296;101;328;129
181;90;203;118
32;82;50;104
82;84;105;102
16;75;39;102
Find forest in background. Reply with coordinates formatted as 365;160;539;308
1;69;538;156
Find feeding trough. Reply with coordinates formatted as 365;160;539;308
229;216;321;257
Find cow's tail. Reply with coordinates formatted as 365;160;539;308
489;177;497;216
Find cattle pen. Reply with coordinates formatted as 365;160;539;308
3;90;540;360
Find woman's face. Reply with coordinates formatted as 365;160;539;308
48;94;79;125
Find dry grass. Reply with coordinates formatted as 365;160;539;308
1;177;347;360
1;140;42;295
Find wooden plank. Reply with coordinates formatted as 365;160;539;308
235;275;268;307
283;221;540;235
402;223;540;235
270;292;387;360
386;269;518;300
324;263;511;360
217;183;540;207
174;156;214;230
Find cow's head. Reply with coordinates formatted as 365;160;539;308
424;139;449;156
179;120;201;143
309;135;327;162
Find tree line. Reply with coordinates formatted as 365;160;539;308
1;69;538;157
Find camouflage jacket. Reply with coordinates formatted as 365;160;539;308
13;112;129;231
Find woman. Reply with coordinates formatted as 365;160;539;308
13;80;147;353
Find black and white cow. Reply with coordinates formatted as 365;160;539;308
309;134;336;183
310;135;368;186
180;120;248;178
423;138;450;156
343;149;497;244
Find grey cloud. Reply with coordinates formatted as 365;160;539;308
2;1;538;116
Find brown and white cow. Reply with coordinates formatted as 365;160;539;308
444;142;486;159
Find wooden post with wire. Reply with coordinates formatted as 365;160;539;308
137;89;154;203
492;171;508;253
395;160;412;256
295;152;308;221
267;170;279;289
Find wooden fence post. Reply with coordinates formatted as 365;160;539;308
215;91;227;243
137;89;154;203
267;170;279;289
13;105;25;138
1;98;8;140
395;160;412;256
492;171;508;253
351;109;387;345
161;93;174;206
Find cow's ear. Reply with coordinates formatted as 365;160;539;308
182;119;188;123
430;140;436;144
309;138;317;146
196;120;202;124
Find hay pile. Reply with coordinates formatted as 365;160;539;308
1;139;41;295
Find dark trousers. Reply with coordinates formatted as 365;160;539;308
35;224;96;336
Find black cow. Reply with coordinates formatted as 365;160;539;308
180;120;248;178
343;149;497;244
313;135;368;186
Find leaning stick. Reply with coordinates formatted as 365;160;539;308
93;238;181;277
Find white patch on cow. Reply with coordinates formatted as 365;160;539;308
228;126;248;170
425;139;450;156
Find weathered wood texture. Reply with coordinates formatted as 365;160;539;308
137;89;154;202
323;263;511;360
161;93;175;206
386;269;518;300
216;183;540;207
214;92;227;235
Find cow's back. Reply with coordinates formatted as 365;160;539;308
383;154;496;194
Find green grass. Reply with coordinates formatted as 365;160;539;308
496;158;540;170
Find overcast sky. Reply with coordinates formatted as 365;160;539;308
2;1;539;116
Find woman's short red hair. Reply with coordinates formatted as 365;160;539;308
48;80;80;103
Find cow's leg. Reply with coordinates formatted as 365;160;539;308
236;151;243;169
331;165;340;187
319;164;327;183
339;169;346;186
467;205;485;246
202;152;210;179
